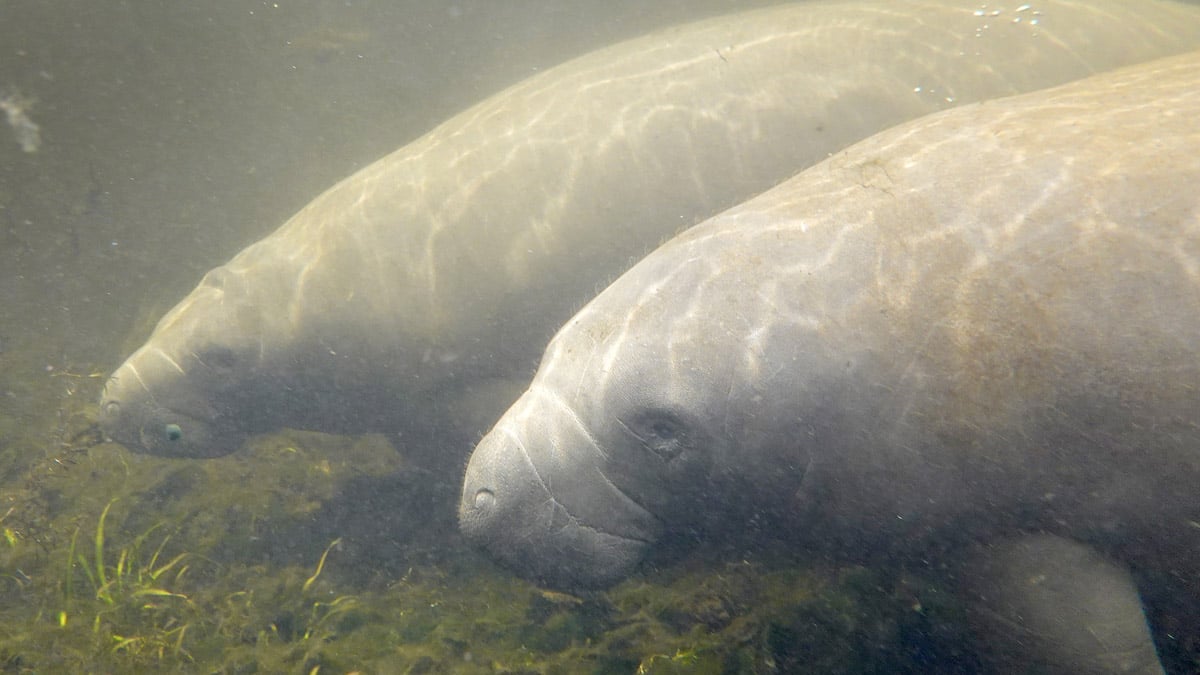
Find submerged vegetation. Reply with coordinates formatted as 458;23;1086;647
59;499;198;666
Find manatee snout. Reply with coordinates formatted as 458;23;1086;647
459;389;662;589
98;362;238;459
97;393;137;446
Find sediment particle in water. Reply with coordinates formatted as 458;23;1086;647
0;89;41;153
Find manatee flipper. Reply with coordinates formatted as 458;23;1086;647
962;534;1162;675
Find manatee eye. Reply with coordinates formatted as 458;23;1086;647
164;423;183;442
623;411;688;462
198;346;238;372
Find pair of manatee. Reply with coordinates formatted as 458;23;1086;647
98;1;1200;672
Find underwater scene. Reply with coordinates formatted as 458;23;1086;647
2;1;1198;673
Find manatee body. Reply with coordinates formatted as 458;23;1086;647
99;0;1200;458
459;52;1200;673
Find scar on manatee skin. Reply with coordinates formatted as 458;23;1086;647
615;416;647;446
851;158;897;196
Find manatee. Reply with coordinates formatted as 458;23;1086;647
99;0;1200;458
458;51;1200;673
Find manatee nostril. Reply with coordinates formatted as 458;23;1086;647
473;488;495;511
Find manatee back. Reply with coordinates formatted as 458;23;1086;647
624;50;1200;548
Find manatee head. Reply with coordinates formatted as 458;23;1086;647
458;385;669;589
459;230;818;589
99;264;279;458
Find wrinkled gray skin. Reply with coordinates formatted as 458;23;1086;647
99;0;1200;458
459;52;1200;674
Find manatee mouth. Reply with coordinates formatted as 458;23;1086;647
460;397;663;590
